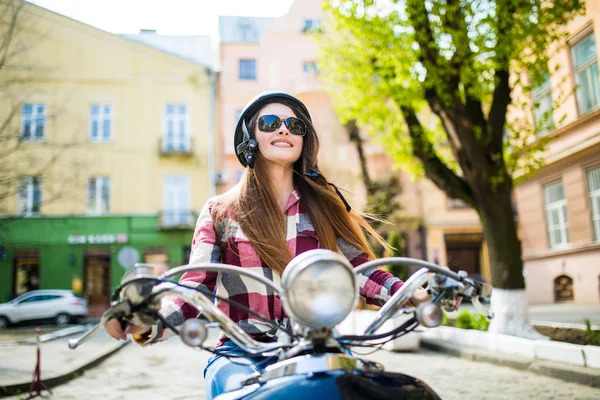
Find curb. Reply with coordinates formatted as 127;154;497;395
0;325;91;346
422;338;600;388
0;340;130;397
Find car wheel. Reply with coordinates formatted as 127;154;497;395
0;316;8;329
55;313;70;326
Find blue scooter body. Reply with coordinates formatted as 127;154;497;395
217;369;441;400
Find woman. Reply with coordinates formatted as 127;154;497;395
107;91;427;399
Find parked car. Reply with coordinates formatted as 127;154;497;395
0;290;88;329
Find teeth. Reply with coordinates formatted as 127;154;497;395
272;141;291;146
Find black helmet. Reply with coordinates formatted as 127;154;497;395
234;91;312;168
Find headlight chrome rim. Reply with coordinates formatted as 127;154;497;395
281;249;358;330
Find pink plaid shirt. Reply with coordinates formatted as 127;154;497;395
145;190;404;345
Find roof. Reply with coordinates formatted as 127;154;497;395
23;2;214;72
121;31;215;69
219;16;274;44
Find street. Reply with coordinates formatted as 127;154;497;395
21;336;600;400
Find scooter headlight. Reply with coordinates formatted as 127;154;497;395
281;249;358;329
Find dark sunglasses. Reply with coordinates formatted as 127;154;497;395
257;115;307;136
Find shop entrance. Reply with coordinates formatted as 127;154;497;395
84;254;111;317
445;233;483;280
12;252;40;297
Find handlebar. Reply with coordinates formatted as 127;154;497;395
357;258;493;335
70;267;287;355
69;255;493;353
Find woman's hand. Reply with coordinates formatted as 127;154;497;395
106;318;151;341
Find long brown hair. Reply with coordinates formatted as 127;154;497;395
214;100;388;275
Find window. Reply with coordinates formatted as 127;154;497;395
18;295;44;304
163;104;190;151
87;177;110;215
163;176;192;226
17;177;42;215
532;72;554;135
571;33;600;114
588;166;600;241
20;104;45;141
239;59;256;80
303;19;321;33
303;61;319;74
544;180;570;249
89;104;113;142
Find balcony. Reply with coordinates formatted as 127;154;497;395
159;210;197;230
159;137;193;156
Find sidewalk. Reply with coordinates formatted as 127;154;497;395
421;326;600;388
0;328;128;397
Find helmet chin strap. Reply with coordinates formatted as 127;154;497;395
303;170;352;213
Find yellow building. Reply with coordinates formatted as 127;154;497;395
0;1;215;310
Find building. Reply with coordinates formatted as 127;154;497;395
215;0;488;280
0;2;216;313
514;3;600;304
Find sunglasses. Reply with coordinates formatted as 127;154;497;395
257;115;307;136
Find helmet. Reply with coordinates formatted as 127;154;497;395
234;91;312;168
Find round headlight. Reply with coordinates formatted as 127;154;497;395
281;249;358;329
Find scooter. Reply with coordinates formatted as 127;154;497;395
69;249;493;399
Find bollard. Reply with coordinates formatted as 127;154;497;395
25;327;52;399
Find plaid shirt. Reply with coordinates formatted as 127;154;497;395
143;190;404;345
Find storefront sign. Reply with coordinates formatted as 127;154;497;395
68;233;128;245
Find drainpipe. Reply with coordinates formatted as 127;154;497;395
207;68;217;197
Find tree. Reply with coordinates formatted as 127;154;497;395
0;0;81;222
319;0;584;338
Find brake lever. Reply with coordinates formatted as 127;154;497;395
69;301;132;349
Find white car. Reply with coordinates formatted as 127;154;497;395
0;290;88;329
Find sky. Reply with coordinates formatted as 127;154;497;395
28;0;295;38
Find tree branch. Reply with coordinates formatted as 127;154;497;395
400;104;476;208
0;0;23;73
443;0;486;130
406;0;459;108
488;69;511;154
487;0;517;154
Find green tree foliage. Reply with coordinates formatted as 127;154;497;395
320;0;584;291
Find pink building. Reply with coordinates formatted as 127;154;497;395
514;3;600;304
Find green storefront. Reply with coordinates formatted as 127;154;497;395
0;215;194;315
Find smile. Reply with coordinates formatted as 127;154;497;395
271;140;293;147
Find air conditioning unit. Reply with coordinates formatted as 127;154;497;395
214;170;230;185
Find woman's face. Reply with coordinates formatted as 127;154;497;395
254;103;304;169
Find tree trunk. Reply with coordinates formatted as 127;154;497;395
477;176;547;339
